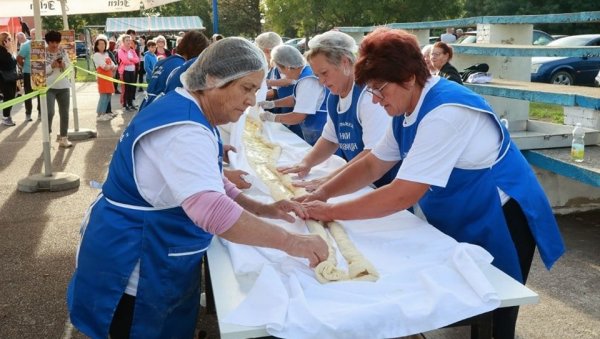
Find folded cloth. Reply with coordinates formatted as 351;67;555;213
466;72;493;84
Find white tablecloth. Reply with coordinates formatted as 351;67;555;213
218;113;501;339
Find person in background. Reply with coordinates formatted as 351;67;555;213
211;33;224;43
278;30;399;191
164;31;210;93
421;44;436;75
430;41;463;84
19;17;30;38
0;32;17;126
137;35;146;89
143;40;157;83
44;30;72;147
117;34;140;111
17;29;41;121
299;28;565;339
440;27;456;43
15;32;27;52
154;35;171;59
171;36;183;56
254;31;288;100
92;34;117;122
455;28;464;40
67;37;327;339
258;45;328;146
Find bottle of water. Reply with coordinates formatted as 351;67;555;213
571;123;585;163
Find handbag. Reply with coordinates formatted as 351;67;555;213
0;68;21;82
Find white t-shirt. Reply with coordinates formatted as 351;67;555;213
293;77;325;114
134;88;225;208
321;85;391;149
372;76;502;189
127;88;225;295
440;33;457;43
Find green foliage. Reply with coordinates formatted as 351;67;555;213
263;0;465;40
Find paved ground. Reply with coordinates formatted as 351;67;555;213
0;83;598;339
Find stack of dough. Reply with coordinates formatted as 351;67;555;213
242;116;379;283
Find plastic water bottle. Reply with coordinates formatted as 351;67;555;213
571;123;585;163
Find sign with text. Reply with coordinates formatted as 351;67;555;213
1;0;141;16
30;41;47;90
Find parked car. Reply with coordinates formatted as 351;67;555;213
595;69;600;87
75;40;87;58
531;34;600;86
455;29;554;45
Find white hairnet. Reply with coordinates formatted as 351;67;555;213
271;44;305;68
308;30;358;54
255;32;283;50
182;37;267;91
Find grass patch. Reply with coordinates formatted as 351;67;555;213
529;102;564;124
74;58;97;82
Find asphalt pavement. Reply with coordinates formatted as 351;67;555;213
0;83;598;339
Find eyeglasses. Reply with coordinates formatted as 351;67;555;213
366;82;389;100
430;52;443;57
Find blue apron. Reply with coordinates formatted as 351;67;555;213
274;66;314;139
67;91;218;339
327;84;400;187
165;56;198;93
392;78;564;282
139;54;185;110
292;73;328;146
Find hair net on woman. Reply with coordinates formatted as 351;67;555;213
271;44;305;69
255;32;283;50
182;37;267;91
306;30;358;65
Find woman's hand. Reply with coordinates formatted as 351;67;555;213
224;169;251;189
293;187;328;203
223;144;237;164
301;200;334;222
283;233;328;267
292;176;327;192
277;162;312;178
256;199;308;222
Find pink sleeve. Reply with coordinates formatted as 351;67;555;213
182;191;243;235
223;177;242;199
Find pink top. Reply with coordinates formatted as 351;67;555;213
181;177;244;235
117;47;140;75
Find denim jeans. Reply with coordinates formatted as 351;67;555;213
97;93;112;114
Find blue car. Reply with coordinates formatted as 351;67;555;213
531;34;600;86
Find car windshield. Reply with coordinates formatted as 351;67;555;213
548;36;595;47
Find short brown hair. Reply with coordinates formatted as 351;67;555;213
355;28;429;89
177;31;210;60
432;41;454;60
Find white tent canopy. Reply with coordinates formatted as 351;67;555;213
0;0;180;16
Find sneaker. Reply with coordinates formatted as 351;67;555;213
1;117;16;126
25;114;32;122
58;136;72;148
96;114;113;122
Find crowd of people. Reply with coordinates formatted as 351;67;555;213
1;22;566;339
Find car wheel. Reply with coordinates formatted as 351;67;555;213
550;71;573;85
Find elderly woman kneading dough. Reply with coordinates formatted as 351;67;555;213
300;28;564;339
67;38;327;339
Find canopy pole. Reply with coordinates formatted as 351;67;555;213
212;0;219;34
59;0;96;140
18;0;80;192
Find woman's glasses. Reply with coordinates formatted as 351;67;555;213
366;82;389;100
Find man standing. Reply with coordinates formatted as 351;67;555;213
17;28;40;121
440;27;457;43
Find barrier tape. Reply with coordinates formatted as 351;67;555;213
0;65;148;111
73;65;148;88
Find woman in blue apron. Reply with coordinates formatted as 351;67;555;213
257;45;328;146
278;31;400;191
67;38;327;339
300;28;564;339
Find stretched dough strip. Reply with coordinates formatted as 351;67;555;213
242;116;377;283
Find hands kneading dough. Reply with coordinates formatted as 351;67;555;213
243;117;379;283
